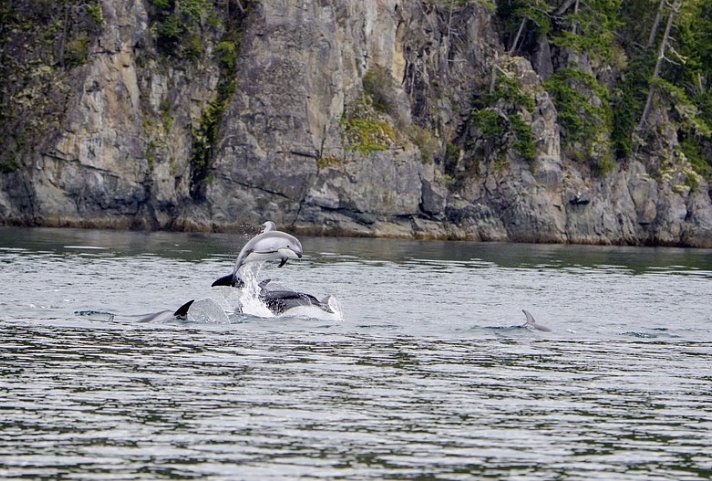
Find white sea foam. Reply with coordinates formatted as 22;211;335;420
236;264;275;318
186;298;230;324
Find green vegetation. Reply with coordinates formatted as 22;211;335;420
146;0;254;197
340;113;395;155
545;69;613;172
408;124;440;163
127;1;253;200
362;67;394;114
215;40;237;71
509;113;536;163
611;57;652;159
191;99;222;173
86;4;103;25
146;0;247;64
496;0;621;175
0;0;104;172
147;0;212;57
4;0;712;191
549;0;622;62
462;72;537;174
496;0;551;53
316;155;342;170
357;67;440;162
160;99;173;133
483;74;535;111
494;0;712;181
497;0;621;61
619;0;712;179
340;69;400;155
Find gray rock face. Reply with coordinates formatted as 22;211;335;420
1;0;710;247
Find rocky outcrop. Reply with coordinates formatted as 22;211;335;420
1;0;711;247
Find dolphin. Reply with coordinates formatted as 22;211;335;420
259;289;338;316
214;277;338;318
133;299;195;323
136;298;230;323
521;309;551;332
212;221;303;287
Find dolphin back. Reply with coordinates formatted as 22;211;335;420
260;289;336;315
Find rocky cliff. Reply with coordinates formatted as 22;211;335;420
1;0;711;247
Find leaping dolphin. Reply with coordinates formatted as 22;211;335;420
236;221;302;270
521;309;551;332
212;221;303;287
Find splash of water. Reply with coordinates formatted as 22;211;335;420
186;299;230;324
212;286;243;314
237;264;274;318
324;295;345;321
210;263;344;321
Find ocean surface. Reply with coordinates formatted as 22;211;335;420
1;226;711;480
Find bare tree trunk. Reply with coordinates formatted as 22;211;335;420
554;0;578;34
572;0;579;35
555;0;576;15
447;0;454;40
636;0;682;136
58;0;69;68
489;51;499;94
509;17;526;53
646;0;666;49
444;0;454;67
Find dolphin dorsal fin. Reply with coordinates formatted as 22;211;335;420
522;309;552;332
174;300;195;318
522;309;536;326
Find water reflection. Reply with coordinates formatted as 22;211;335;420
2;226;711;274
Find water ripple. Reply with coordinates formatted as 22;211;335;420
2;228;712;480
1;323;711;480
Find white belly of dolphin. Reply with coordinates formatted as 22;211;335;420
275;304;343;321
276;248;300;260
241;248;300;265
242;251;283;263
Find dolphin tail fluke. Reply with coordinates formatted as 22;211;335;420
174;300;195;319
